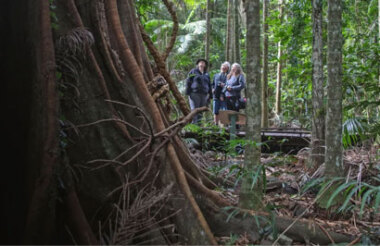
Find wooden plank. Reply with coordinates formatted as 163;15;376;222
218;110;246;125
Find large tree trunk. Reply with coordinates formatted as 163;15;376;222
2;0;219;244
261;0;269;128
310;0;325;169
239;0;263;210
2;0;60;244
325;0;343;177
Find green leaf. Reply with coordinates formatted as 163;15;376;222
326;181;356;208
301;178;324;194
368;0;377;16
226;207;240;223
374;189;380;213
360;188;376;217
338;185;361;212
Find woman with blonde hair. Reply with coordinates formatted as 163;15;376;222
211;61;230;124
224;63;245;112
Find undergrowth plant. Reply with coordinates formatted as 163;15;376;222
302;177;380;217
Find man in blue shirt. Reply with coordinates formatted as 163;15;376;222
185;59;212;124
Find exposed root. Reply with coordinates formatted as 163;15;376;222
63;188;98;244
138;20;190;116
161;0;179;61
104;2;217;243
64;0;134;143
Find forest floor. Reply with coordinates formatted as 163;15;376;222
191;144;380;245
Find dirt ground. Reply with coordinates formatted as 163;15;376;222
195;145;380;245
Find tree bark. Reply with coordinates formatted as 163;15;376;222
2;0;225;244
234;0;241;64
275;0;284;115
261;0;269;128
226;0;233;61
239;0;263;210
310;0;325;169
22;0;60;243
378;0;380;118
205;0;211;61
325;0;343;177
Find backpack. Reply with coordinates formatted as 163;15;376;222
238;97;246;109
235;75;246;109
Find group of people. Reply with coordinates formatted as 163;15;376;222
185;59;245;124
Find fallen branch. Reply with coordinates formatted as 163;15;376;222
347;235;361;246
317;222;335;244
202;200;352;245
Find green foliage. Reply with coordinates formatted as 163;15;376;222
221;206;277;242
138;0;379;148
302;177;380;216
183;122;228;151
224;233;239;246
342;117;367;148
49;0;59;30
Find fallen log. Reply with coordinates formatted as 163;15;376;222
198;196;353;245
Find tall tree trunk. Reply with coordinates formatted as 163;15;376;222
226;0;233;61
310;0;325;169
239;0;262;210
261;0;269;128
378;0;380;118
23;0;60;243
325;0;343;177
205;0;211;61
275;0;284;115
234;0;241;64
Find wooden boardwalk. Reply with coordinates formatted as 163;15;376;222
236;128;310;154
181;127;311;154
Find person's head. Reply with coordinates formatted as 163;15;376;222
228;63;243;79
220;61;230;73
231;63;242;75
196;58;208;72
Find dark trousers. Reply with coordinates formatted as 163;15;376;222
226;96;239;112
189;92;208;124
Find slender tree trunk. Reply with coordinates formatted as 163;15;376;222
261;0;269;128
378;0;380;118
234;0;241;64
231;0;236;62
205;0;211;61
226;0;233;61
275;0;284;115
239;0;262;210
325;0;343;177
310;0;325;169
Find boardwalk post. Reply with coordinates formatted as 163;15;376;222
229;114;237;140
